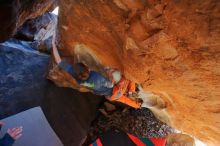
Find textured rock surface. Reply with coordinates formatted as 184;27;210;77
53;0;220;145
0;0;57;42
15;12;57;41
15;12;57;53
0;39;49;118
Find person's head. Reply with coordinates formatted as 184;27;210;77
74;63;90;81
166;133;195;146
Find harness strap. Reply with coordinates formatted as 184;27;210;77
127;134;146;146
148;138;166;146
90;138;103;146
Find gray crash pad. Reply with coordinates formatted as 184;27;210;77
0;107;63;146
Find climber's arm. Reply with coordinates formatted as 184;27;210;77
52;33;61;64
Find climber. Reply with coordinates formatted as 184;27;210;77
56;55;142;108
57;60;141;108
89;130;195;146
52;39;142;108
58;61;114;96
52;35;113;96
0;121;23;146
58;62;142;107
58;60;142;108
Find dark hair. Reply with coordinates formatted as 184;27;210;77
74;63;90;80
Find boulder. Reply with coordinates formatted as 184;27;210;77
0;0;57;42
14;12;57;53
15;12;57;42
50;0;220;145
0;39;49;118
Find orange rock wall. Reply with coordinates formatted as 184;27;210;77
56;0;220;145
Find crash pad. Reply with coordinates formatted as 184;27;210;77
0;107;64;146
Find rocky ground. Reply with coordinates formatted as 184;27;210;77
84;102;174;145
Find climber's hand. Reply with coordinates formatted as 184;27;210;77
7;127;23;140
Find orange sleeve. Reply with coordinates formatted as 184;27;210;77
128;81;136;93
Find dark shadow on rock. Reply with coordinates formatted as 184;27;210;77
42;82;104;146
